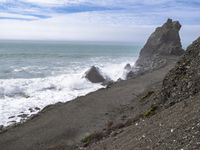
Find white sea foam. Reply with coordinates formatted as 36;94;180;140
0;60;136;127
13;66;31;72
101;62;132;81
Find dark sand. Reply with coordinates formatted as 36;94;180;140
87;88;200;150
0;57;178;150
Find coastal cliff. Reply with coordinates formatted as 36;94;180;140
161;37;200;106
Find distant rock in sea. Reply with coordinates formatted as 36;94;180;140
161;37;200;106
135;18;185;72
124;64;136;79
124;64;131;71
85;66;105;83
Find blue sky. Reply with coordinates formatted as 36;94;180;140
0;0;200;45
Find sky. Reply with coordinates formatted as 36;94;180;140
0;0;200;45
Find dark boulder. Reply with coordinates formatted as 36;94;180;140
85;66;105;83
161;37;200;106
17;114;28;118
35;107;40;111
124;64;131;71
136;18;184;71
29;108;35;113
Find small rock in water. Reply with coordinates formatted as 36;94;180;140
41;85;57;91
35;107;40;111
124;64;131;70
8;116;15;119
29;108;35;113
17;114;28;118
24;95;30;98
8;121;16;124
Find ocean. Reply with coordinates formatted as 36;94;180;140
0;40;140;126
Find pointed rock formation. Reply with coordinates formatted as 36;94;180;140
85;66;105;83
135;18;184;71
161;37;200;105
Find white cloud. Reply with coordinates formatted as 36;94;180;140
0;0;199;44
24;0;69;6
0;11;199;45
180;25;200;47
0;12;152;42
0;12;39;19
0;0;7;2
0;0;176;7
19;0;89;7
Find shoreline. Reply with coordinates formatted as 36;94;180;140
0;60;136;127
0;55;176;131
0;87;106;133
0;56;179;150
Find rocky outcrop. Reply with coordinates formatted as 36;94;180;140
161;37;200;106
135;19;184;72
126;71;136;79
85;66;105;83
124;64;136;79
124;64;131;71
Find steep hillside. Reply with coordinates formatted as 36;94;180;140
82;37;200;150
161;37;200;106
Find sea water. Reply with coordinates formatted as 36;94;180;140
0;40;140;126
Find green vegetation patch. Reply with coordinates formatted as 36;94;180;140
81;132;104;147
144;105;158;118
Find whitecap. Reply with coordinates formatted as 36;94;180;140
0;57;137;127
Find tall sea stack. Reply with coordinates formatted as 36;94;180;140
135;18;185;71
